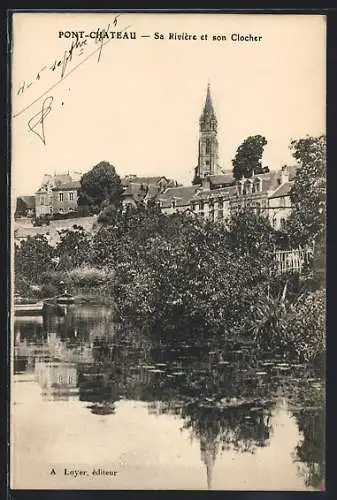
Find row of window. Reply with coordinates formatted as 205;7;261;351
38;192;76;204
191;199;228;211
237;181;262;195
58;192;74;202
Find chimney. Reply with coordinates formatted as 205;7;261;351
281;165;289;185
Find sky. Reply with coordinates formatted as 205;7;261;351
11;13;326;198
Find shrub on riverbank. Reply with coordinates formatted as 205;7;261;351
68;266;113;289
39;266;113;292
249;288;325;364
282;288;325;363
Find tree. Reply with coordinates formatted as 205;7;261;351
232;135;268;180
227;208;276;260
54;225;92;270
15;234;54;286
285;135;326;247
77;161;123;213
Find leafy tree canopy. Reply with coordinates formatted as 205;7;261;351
232;135;268;180
285;135;326;246
15;235;54;285
78;161;123;213
54;225;92;270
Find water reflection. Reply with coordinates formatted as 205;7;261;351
12;302;325;490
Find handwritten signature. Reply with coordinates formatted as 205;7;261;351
28;96;53;145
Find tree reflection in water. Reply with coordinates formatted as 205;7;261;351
14;307;325;490
287;378;325;490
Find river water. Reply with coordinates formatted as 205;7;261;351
11;301;325;490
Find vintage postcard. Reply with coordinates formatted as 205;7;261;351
10;11;326;491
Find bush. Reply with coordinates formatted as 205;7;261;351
67;266;112;288
249;288;326;364
39;266;112;290
283;289;325;363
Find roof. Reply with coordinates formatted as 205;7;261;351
122;182;146;197
145;185;161;199
52;181;81;191
17;196;35;209
269;181;294;199
53;174;73;187
209;174;235;186
159;186;199;208
192;185;237;201
122;175;174;186
233;172;279;193
121;182;161;200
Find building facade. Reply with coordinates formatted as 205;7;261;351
52;181;81;214
268;167;293;229
35;173;80;216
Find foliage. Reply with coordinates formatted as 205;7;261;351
77;161;123;213
107;205;276;340
39;266;111;293
226;208;276;259
14;235;54;286
285;135;326;246
283;289;325;363
247;289;289;353
66;266;112;288
232;135;268;180
54;225;92;270
249;288;325;363
97;204;119;225
91;201;179;268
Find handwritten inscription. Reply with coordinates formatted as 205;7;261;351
27;96;53;145
13;15;131;120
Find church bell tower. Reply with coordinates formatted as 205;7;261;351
194;84;220;183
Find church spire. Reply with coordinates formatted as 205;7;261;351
203;83;215;116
